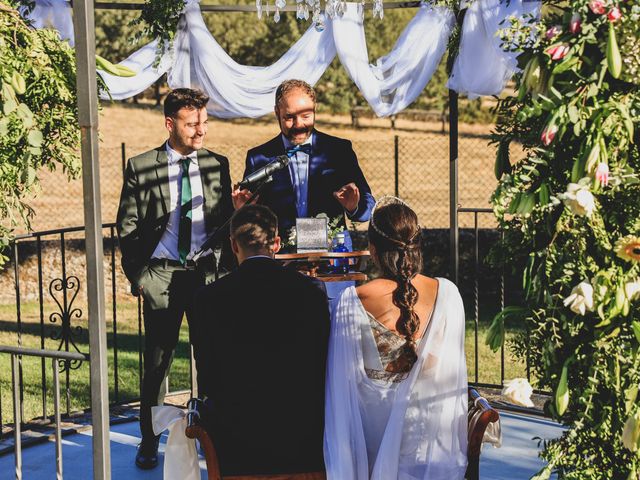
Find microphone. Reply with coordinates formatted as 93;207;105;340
238;155;289;190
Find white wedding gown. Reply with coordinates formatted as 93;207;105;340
324;278;468;479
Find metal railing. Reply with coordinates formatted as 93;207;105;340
0;345;88;479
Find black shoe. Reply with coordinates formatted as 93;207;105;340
135;438;159;470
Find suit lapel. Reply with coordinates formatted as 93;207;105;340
308;131;327;214
266;135;295;196
154;146;171;214
197;148;217;207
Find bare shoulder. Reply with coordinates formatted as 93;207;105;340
356;278;393;300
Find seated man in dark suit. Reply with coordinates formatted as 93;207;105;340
192;204;330;477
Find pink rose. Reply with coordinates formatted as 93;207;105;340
607;6;622;21
595;162;609;186
569;13;582;34
541;124;559;146
545;44;570;61
545;25;563;39
589;0;606;14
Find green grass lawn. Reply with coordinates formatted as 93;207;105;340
0;300;528;425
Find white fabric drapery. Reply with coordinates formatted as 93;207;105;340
152;405;201;480
22;0;74;45
24;0;539;117
333;3;454;116
324;280;468;479
447;0;541;98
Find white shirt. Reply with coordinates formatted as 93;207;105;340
282;133;313;218
151;142;208;261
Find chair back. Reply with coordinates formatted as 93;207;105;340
466;387;500;480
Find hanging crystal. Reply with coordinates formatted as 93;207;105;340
274;7;281;22
256;0;263;19
357;0;365;19
373;0;384;19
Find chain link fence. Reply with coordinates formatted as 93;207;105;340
25;133;498;232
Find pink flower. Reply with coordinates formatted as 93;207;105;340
569;13;582;34
545;44;570;61
607;6;622;21
546;25;563;39
589;0;606;14
541;124;558;146
595;162;610;186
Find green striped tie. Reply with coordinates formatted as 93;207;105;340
178;158;193;265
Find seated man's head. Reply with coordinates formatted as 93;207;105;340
274;79;316;146
230;204;281;263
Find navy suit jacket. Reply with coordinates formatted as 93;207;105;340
244;130;375;236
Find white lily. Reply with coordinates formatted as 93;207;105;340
625;279;640;302
502;378;534;407
563;281;594;315
560;181;596;217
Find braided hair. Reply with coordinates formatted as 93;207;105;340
368;199;423;370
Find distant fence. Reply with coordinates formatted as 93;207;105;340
26;132;499;233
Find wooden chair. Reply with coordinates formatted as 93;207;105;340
466;387;500;480
186;389;499;480
185;398;325;480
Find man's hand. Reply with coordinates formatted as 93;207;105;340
333;182;360;214
232;184;256;210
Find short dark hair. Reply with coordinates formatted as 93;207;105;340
164;88;209;118
275;79;316;108
230;204;278;253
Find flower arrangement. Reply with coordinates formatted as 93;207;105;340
486;0;640;476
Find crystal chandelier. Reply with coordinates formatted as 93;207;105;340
256;0;384;27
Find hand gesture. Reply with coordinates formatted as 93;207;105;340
232;184;257;210
333;182;360;214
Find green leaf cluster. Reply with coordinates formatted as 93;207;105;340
488;0;640;477
0;3;79;265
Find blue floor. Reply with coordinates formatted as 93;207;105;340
0;410;564;479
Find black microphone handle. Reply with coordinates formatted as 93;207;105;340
238;155;289;189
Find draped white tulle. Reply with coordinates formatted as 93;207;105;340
333;3;454;116
324;279;468;480
447;0;541;98
25;0;539;116
22;0;74;45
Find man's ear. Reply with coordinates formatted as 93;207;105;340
231;236;240;256
272;236;282;255
165;116;174;135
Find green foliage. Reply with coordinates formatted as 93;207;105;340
0;3;79;265
488;0;640;477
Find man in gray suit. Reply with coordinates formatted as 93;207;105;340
117;88;233;469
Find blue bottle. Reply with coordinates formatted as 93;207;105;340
331;233;350;274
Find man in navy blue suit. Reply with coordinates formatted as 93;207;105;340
232;79;375;239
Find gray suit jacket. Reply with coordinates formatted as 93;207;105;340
116;144;233;284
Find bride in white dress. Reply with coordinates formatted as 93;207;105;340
324;196;468;480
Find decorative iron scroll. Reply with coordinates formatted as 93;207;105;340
49;275;85;371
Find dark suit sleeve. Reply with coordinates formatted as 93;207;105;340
217;154;237;273
243;150;255;178
116;158;142;284
341;140;375;222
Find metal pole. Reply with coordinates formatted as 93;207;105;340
393;135;399;197
72;1;111;478
12;354;22;480
53;359;63;480
449;89;459;284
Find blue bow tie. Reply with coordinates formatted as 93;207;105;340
286;144;312;157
